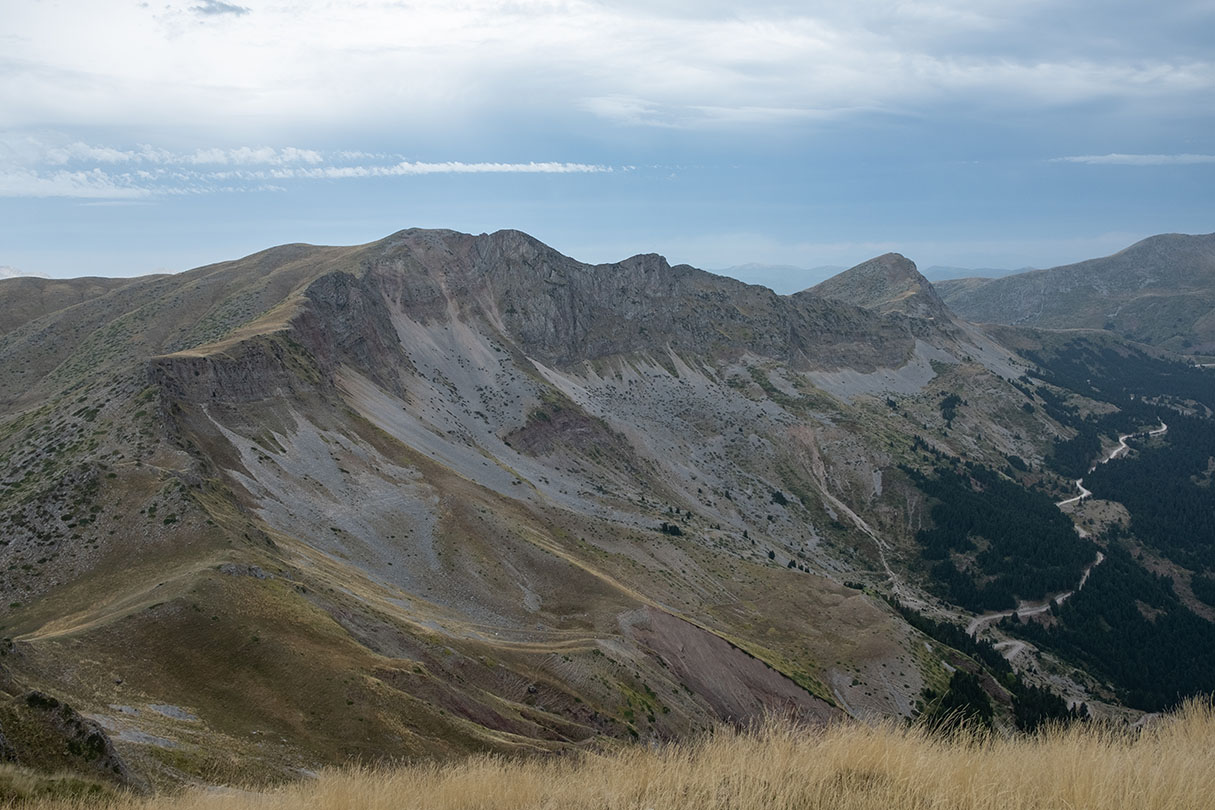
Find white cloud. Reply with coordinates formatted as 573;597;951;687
1054;153;1215;166
281;161;611;179
36;142;325;166
183;146;324;165
0;265;37;279
0;167;151;198
0;138;614;198
191;0;249;16
0;0;1211;134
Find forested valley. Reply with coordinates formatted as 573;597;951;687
905;462;1093;612
970;339;1215;712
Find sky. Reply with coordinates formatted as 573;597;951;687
2;0;1214;285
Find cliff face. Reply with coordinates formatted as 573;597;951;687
347;229;918;371
0;228;1074;788
935;233;1215;353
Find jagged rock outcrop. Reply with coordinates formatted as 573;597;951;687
1;692;140;789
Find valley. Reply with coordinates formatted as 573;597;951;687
967;420;1169;637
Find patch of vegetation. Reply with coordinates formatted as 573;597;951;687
1022;339;1215;412
904;461;1094;611
1084;415;1215;570
1013;539;1215;712
938;393;963;426
1191;573;1215;608
0;765;120;806
890;600;1079;732
21;703;1215;810
920;670;992;730
1019;338;1214;479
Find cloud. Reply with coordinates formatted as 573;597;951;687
0;167;151;198
1053;153;1215;166
281;161;611;179
184;146;323;165
2;0;1212;134
191;0;249;16
0;137;614;198
0;266;36;279
78;200;156;206
37;143;325;166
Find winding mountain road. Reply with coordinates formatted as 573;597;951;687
966;421;1167;641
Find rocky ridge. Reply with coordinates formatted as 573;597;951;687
0;228;1149;788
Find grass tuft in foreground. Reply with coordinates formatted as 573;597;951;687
17;698;1215;810
0;765;120;806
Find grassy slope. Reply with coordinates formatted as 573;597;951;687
0;277;146;336
11;700;1215;810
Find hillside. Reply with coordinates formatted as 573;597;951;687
1;228;1213;790
935;233;1215;354
0;276;146;336
10;702;1215;809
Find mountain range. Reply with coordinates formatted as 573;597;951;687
1;228;1212;791
935;233;1215;355
713;263;1017;294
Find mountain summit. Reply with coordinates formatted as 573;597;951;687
804;253;950;320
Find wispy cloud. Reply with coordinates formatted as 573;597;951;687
260;161;612;179
40;143;325;166
78;200;157;207
0;167;151;199
1053;153;1215;166
0;266;36;280
0;137;614;198
191;0;249;17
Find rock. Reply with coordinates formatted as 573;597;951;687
22;691;141;789
217;563;271;580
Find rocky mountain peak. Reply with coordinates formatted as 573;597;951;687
803;252;949;320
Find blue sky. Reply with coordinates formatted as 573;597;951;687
2;0;1213;285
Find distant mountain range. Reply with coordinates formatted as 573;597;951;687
935;233;1215;354
708;263;845;293
714;262;1018;294
921;265;1029;282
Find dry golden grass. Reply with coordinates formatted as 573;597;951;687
24;699;1215;810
